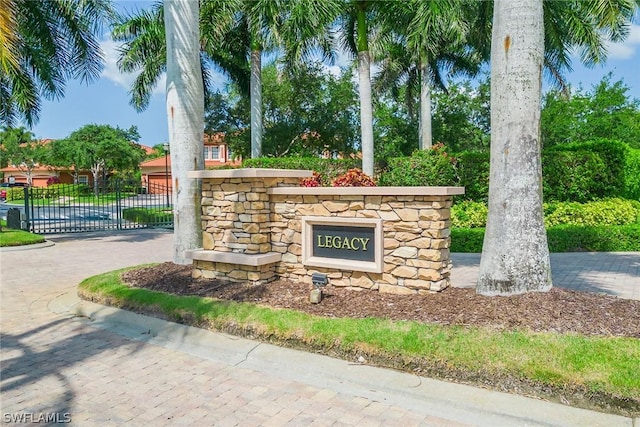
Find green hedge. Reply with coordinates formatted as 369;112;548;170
451;198;640;228
405;140;639;203
27;184;91;200
122;207;173;225
451;224;640;253
3;187;27;201
624;146;640;201
455;151;490;202
378;145;459;186
242;157;360;186
451;201;488;228
544;199;640;227
542;139;629;202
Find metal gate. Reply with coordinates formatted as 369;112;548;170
26;180;173;234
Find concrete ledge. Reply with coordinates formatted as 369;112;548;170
188;168;313;179
269;186;465;196
186;249;282;266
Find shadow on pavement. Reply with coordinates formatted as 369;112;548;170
0;314;148;418
45;228;173;244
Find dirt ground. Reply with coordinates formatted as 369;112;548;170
122;262;640;338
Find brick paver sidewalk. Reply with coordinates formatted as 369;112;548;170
1;230;635;426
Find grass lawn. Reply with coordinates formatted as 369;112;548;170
0;226;46;247
79;267;640;416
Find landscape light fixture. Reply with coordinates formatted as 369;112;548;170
311;272;328;287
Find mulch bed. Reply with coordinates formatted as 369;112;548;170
122;262;640;338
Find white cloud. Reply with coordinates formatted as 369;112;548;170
100;38;166;95
605;24;640;60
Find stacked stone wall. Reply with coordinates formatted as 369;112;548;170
271;194;453;294
187;169;463;293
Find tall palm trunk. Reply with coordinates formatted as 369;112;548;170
418;60;432;150
477;0;552;295
164;0;204;264
356;2;374;176
250;46;263;158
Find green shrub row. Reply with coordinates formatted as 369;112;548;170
242;157;360;186
379;139;640;203
451;199;640;228
27;184;92;200
542;139;640;202
2;187;27;201
122;207;173;225
2;184;91;201
377;143;458;187
241;139;639;204
451;224;640;253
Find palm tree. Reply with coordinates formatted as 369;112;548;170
542;0;638;95
337;0;384;176
112;0;250;112
374;0;482;150
0;0;112;127
239;0;342;158
163;0;204;264
477;0;551;296
471;0;639;97
115;0;340;160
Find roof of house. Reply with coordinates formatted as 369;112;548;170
140;155;171;168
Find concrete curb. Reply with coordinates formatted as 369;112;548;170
0;240;55;252
52;291;635;427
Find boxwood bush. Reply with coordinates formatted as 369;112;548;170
451;198;640;228
378;144;459;187
122;207;173;226
242;157;360;186
542;139;634;202
451;224;640;253
455;151;490;202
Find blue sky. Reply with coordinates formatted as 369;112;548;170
28;2;640;148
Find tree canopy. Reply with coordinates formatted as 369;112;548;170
542;75;640;149
0;0;112;127
49;124;144;193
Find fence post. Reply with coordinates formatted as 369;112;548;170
23;187;32;232
116;180;122;230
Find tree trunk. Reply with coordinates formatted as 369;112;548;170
356;3;374;177
418;61;432;150
250;48;263;158
477;0;552;295
164;0;204;265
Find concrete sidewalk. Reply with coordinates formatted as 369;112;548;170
1;230;638;426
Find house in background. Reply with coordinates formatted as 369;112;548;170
0;139;76;187
2;134;239;191
140;133;241;194
1;139;155;187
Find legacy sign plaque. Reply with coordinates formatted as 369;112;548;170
312;224;374;262
302;217;383;273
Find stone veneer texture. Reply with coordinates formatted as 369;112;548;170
270;194;453;294
189;169;462;294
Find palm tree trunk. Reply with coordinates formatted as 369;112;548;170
250;47;263;158
164;0;204;264
356;2;374;177
477;0;552;295
418;61;432;150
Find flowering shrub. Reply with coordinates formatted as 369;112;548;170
300;171;322;187
331;168;376;187
46;176;60;186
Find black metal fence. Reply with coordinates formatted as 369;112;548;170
25;180;173;234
